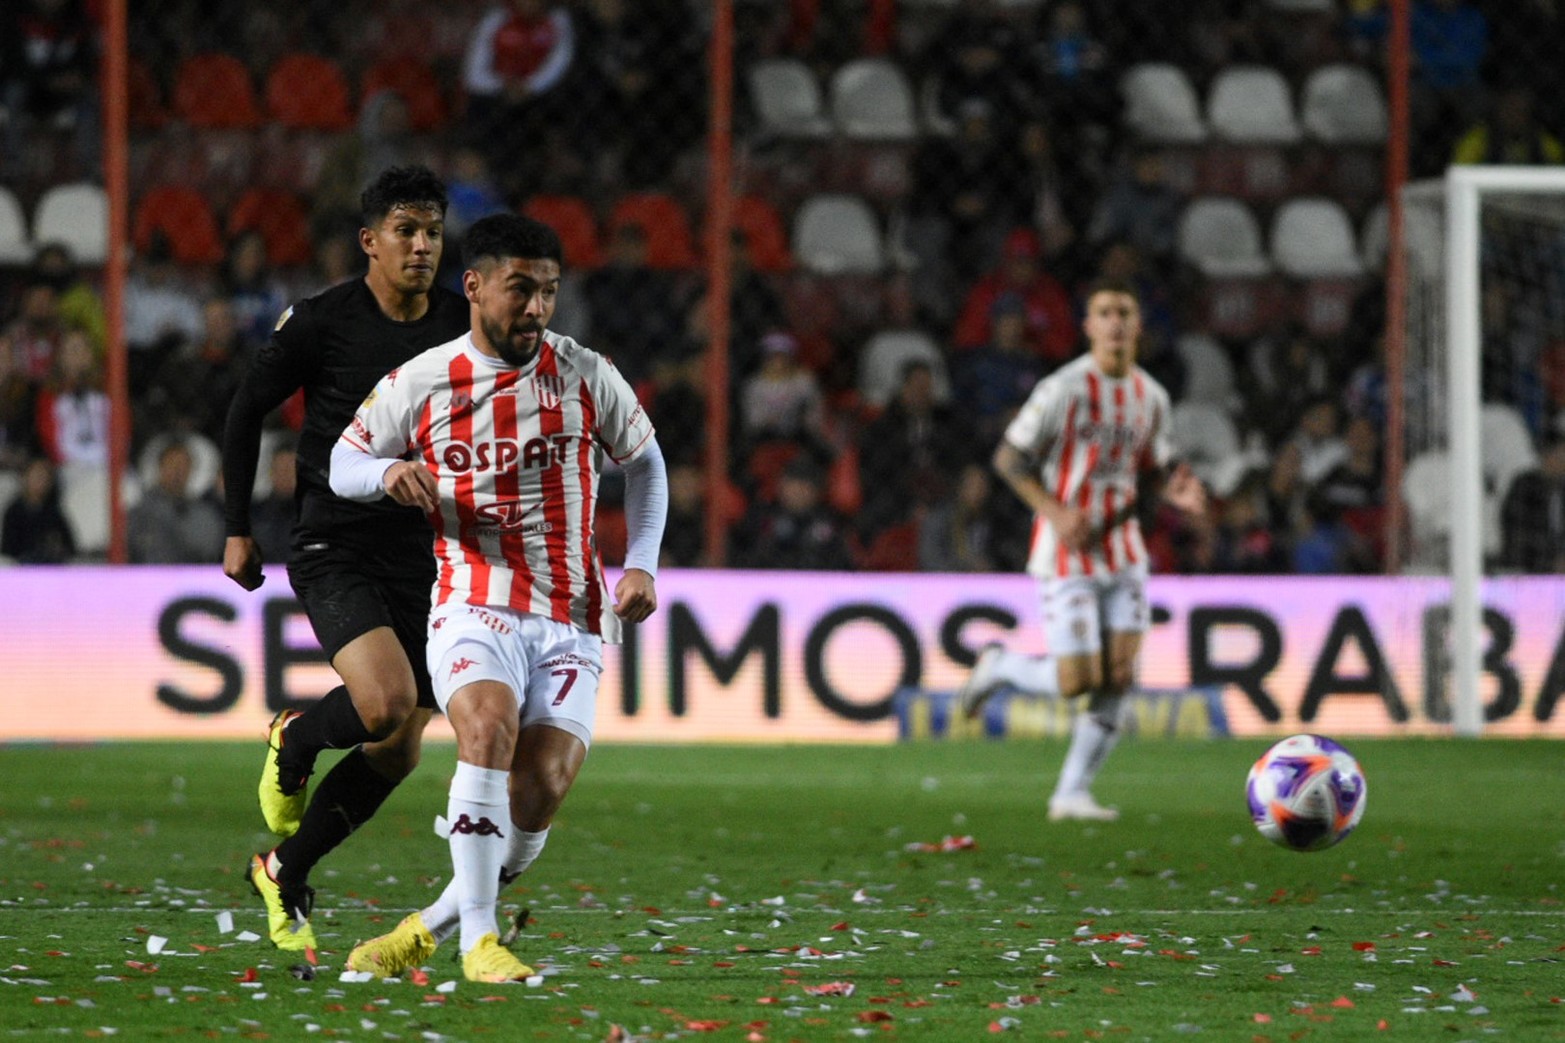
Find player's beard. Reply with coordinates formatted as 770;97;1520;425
481;315;543;367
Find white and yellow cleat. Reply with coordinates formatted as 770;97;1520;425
249;852;318;952
346;911;438;979
258;710;308;836
461;933;535;983
956;642;1006;720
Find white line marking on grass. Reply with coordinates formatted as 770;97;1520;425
6;906;1564;918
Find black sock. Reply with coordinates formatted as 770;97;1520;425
274;748;398;886
285;685;376;756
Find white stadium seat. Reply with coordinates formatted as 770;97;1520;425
1176;333;1239;413
830;58;918;141
32;182;108;265
1270;197;1365;278
1207;66;1301;145
1120;63;1207;144
858;329;950;408
747;58;832;139
0;187;31;265
792;194;885;275
1178;197;1272;278
1301;64;1387;145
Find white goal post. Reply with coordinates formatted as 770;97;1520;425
1402;166;1565;737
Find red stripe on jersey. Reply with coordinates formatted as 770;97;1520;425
576;376;603;635
1102;485;1119;571
1109;382;1127;468
535;345;575;625
446;353;489;605
1054;400;1078;577
491;368;535;610
1085;369;1102;425
417;394;454;602
1077;447;1098;576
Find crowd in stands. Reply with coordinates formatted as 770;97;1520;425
1;0;1563;575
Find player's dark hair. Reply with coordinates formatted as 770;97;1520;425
463;213;564;269
360;165;448;226
1083;276;1140;303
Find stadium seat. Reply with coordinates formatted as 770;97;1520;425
228;187;316;268
0;186;31;265
172;53;262;129
606;193;698;270
918;76;957;137
127;58;169;131
33;183;108;265
360;58;447;132
1402;449;1450;571
59;462;110;557
728;195;793;273
1170;401;1241;488
859;520;920;571
133;185;224;266
792;194;884;275
827;446;863;516
1481;402;1539;503
829;58;918;141
265;53;354;131
1175;334;1238;413
1300;64;1387;145
1206;66;1301;144
858;329;949;408
1270;197;1365;278
747;58;832;138
1120;64;1207;144
1177;197;1271;278
522;194;602;270
745;439;803;503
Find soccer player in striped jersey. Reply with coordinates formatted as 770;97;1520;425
329;213;666;982
955;278;1206;821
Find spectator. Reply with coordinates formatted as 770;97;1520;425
141;298;247;444
219;230;290;351
1015;119;1083;281
1286;395;1349;486
0;456;75;563
1209;475;1289;574
313;90;435;234
1315;415;1386;569
1;281;65;385
0;0;98;168
0;355;40;472
660;457;712;568
123;235;203;395
583;223;686;387
29;242;106;353
444;146;508;238
952;228;1077;365
925;0;1033;130
739;330;828;450
1291;492;1361;574
127;438;225;564
1500;433;1565;573
950;293;1046;445
250;441;297;565
1246;323;1335;449
462;0;577;197
1029;1;1117;138
858;360;972;537
1451;84;1565;166
33;330;106;467
734;456;855;570
1087;148;1183;263
918;461;999;572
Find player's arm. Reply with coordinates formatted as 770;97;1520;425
1140;392;1207;521
992;440;1090;550
220;304;313;590
328;373;439;512
613;435;667;624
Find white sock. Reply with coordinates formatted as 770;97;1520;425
446;762;510;953
1053;693;1123;801
990;650;1061;697
422;825;552;945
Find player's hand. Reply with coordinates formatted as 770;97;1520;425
1054;506;1091;550
612;568;658;624
223;535;265;591
382;460;440;512
1163;462;1209;519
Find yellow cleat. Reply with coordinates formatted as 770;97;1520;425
258;710;307;836
346;912;438;979
461;933;535;983
249;852;317;952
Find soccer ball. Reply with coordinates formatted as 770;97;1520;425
1245;734;1366;852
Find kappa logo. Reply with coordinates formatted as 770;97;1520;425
448;656;478;678
533;374;565;410
451;389;472;411
448;814;505;838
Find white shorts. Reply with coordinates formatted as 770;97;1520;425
427;603;602;749
1039;570;1150;658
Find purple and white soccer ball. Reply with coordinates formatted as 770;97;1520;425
1245;734;1366;852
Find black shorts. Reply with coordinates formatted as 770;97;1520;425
286;529;438;710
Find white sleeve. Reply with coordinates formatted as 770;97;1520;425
619;436;667;577
330;441;398;502
1004;374;1067;457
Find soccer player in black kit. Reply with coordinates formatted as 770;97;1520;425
221;166;469;951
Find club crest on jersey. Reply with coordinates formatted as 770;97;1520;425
532;374;565;410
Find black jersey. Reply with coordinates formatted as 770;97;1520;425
223;279;470;541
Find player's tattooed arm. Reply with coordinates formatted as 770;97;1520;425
992;441;1089;548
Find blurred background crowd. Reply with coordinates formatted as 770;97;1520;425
1;0;1562;574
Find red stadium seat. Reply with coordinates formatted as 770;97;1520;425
172;53;261;130
360;58;448;132
727;195;793;273
858;521;919;572
228;187;316;268
607;193;699;270
522;194;602;269
265;53;354;131
132;185;224;266
127;58;169;130
745;439;802;503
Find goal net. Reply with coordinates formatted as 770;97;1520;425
1397;167;1565;734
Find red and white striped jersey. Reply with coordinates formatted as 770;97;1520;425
1003;354;1173;579
341;330;655;641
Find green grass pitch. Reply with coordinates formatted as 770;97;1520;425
0;738;1561;1040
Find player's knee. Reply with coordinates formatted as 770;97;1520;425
1106;661;1136;695
525;761;577;821
365;737;421;781
353;682;417;738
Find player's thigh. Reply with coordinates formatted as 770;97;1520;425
427;606;531;766
1040;576;1104;696
1102;572;1150;692
517;622;602;752
333;627;420;711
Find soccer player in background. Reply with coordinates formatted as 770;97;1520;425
221;166;470;950
955;278;1206;821
329;213;666;982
